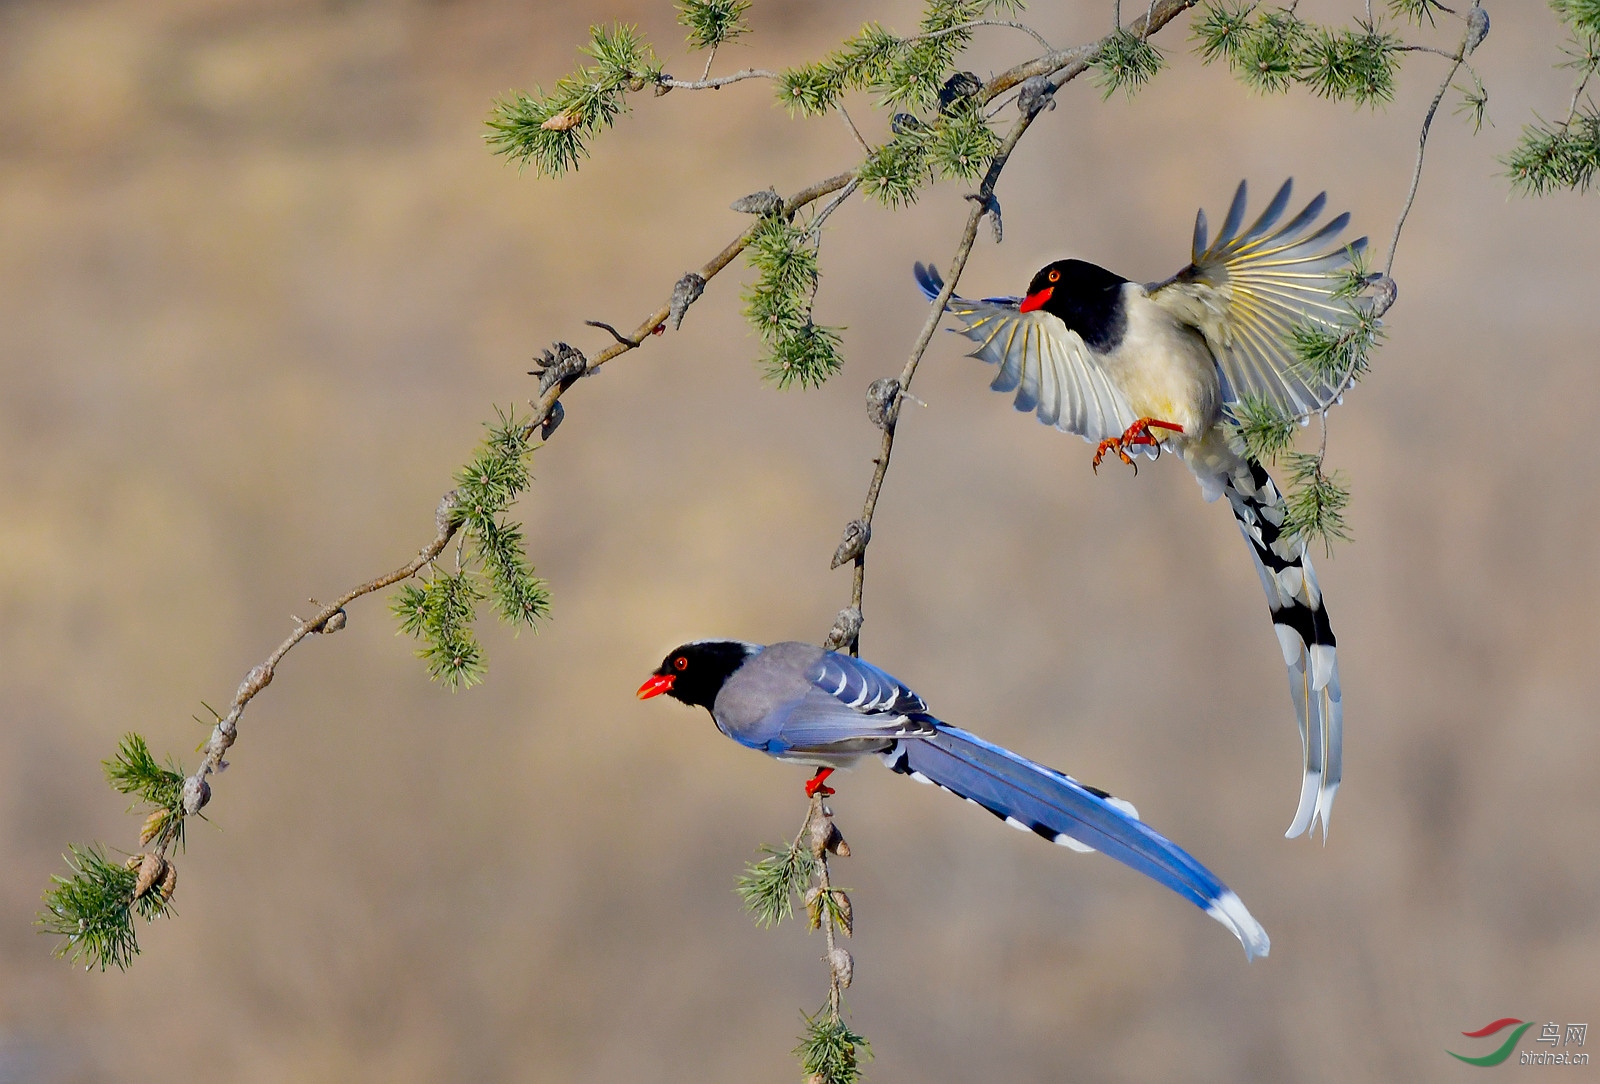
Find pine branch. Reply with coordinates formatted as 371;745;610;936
43;164;856;972
746;793;860;1079
485;23;661;177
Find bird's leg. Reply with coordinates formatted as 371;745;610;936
804;767;836;798
1092;417;1185;474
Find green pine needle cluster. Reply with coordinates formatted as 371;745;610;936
1553;0;1600;37
1299;24;1401;105
1227;394;1299;464
393;409;551;689
1387;0;1449;27
1093;28;1167;99
776;1;1016;117
104;733;188;851
1284;452;1353;554
736;842;816;927
676;0;751;51
40;844;174;972
485;24;660;177
796;1006;872;1084
1454;71;1491;133
857;127;932;206
1289;313;1379;387
856;100;1001;206
742;214;846;388
394;572;488;689
1194;4;1401;105
1506;111;1600;193
1505;11;1599;194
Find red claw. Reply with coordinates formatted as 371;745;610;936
1091;417;1184;474
804;767;835;798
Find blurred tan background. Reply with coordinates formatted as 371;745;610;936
2;1;1597;1080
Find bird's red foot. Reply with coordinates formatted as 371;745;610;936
1091;417;1184;474
805;768;836;798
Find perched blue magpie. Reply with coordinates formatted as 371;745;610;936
915;179;1359;840
638;639;1270;960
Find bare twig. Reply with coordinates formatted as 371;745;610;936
585;319;643;347
658;68;778;90
908;18;1054;52
700;45;718;84
1566;68;1594;126
1396;44;1462;60
789;793;853;1017
838;0;1199;652
804;178;860;241
839;106;872;155
1385;4;1479;279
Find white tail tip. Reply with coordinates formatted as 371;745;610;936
1207;890;1271;961
1284;769;1322;838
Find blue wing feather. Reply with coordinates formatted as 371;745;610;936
808;651;927;715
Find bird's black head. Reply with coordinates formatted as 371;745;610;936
1019;258;1129;352
637;640;758;711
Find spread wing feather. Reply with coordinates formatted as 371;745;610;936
915;262;1139;444
1150;178;1367;420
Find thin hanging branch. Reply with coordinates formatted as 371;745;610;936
833;0;1201;655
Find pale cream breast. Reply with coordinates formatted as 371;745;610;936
1100;284;1222;441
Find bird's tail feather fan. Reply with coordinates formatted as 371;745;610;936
1225;460;1343;840
881;725;1269;960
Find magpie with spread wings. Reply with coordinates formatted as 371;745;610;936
915;179;1362;840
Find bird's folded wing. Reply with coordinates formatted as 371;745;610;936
915;262;1138;444
1147;179;1366;418
736;651;934;753
809;651;929;715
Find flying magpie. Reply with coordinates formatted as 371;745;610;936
915;179;1362;840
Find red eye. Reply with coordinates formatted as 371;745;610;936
673;656;688;671
1047;268;1061;283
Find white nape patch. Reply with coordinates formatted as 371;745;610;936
908;771;935;786
1274;623;1306;667
1106;796;1140;820
1285;768;1323;839
1206;889;1271;961
1054;833;1096;853
1004;816;1032;833
1310;643;1337;692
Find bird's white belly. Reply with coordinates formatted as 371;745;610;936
1103;290;1221;441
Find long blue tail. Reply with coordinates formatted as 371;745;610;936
881;724;1270;960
